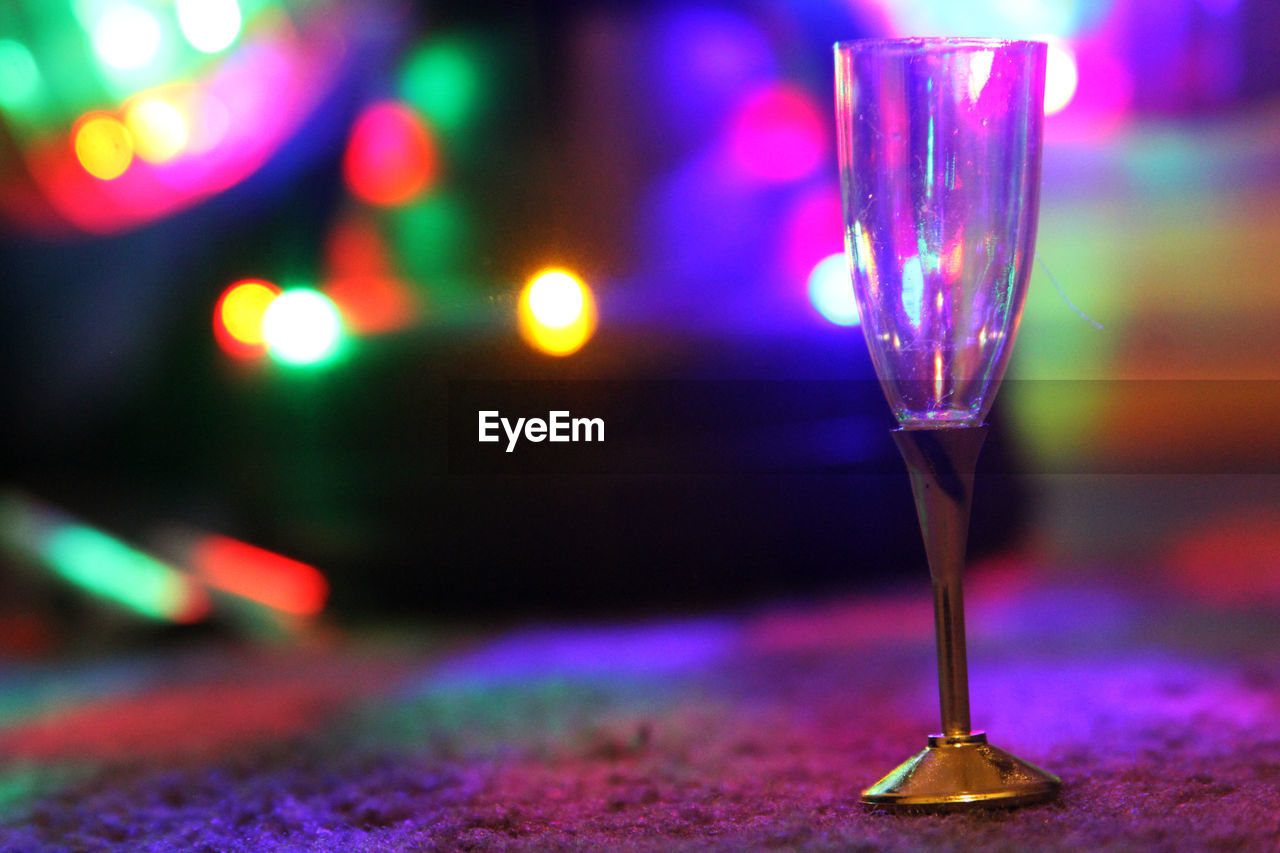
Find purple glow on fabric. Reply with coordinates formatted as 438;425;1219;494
969;654;1275;750
418;620;738;692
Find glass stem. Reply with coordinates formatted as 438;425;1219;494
892;425;988;739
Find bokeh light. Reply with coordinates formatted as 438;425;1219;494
183;90;230;156
214;279;280;358
519;269;597;356
125;96;189;163
1045;40;1079;115
808;253;860;326
73;113;134;180
781;184;843;285
399;39;479;135
176;0;243;54
323;214;417;334
343;101;438;207
44;524;208;622
528;271;586;328
0;39;40;112
727;84;825;183
92;3;162;71
189;534;328;616
0;493;208;624
261;288;344;366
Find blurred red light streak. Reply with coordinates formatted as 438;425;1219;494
189;535;328;615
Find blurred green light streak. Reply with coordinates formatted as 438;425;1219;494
0;493;202;622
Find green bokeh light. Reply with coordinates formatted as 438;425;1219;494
43;525;194;621
398;37;481;136
392;192;473;311
0;39;41;113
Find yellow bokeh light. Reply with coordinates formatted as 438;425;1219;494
125;96;189;163
518;269;597;356
220;280;279;345
73;113;134;180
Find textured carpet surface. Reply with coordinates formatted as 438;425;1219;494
1;562;1279;852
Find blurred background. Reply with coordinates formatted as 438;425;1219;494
2;0;1279;647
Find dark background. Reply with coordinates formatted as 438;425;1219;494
2;0;1278;626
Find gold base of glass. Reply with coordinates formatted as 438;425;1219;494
861;732;1060;811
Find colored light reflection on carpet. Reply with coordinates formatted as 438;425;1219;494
2;566;1280;849
188;534;328;615
417;619;737;692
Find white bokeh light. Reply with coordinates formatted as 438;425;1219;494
1044;40;1079;115
176;0;243;54
527;271;586;329
262;290;343;365
93;3;161;71
808;253;860;326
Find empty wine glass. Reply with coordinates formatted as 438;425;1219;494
835;37;1059;809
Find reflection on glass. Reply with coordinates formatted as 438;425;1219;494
836;38;1044;425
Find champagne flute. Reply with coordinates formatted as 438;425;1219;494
834;37;1059;809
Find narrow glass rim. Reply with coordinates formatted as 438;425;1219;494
833;37;1045;54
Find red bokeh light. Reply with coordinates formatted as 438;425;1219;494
342;101;438;206
189;534;329;616
322;214;417;333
